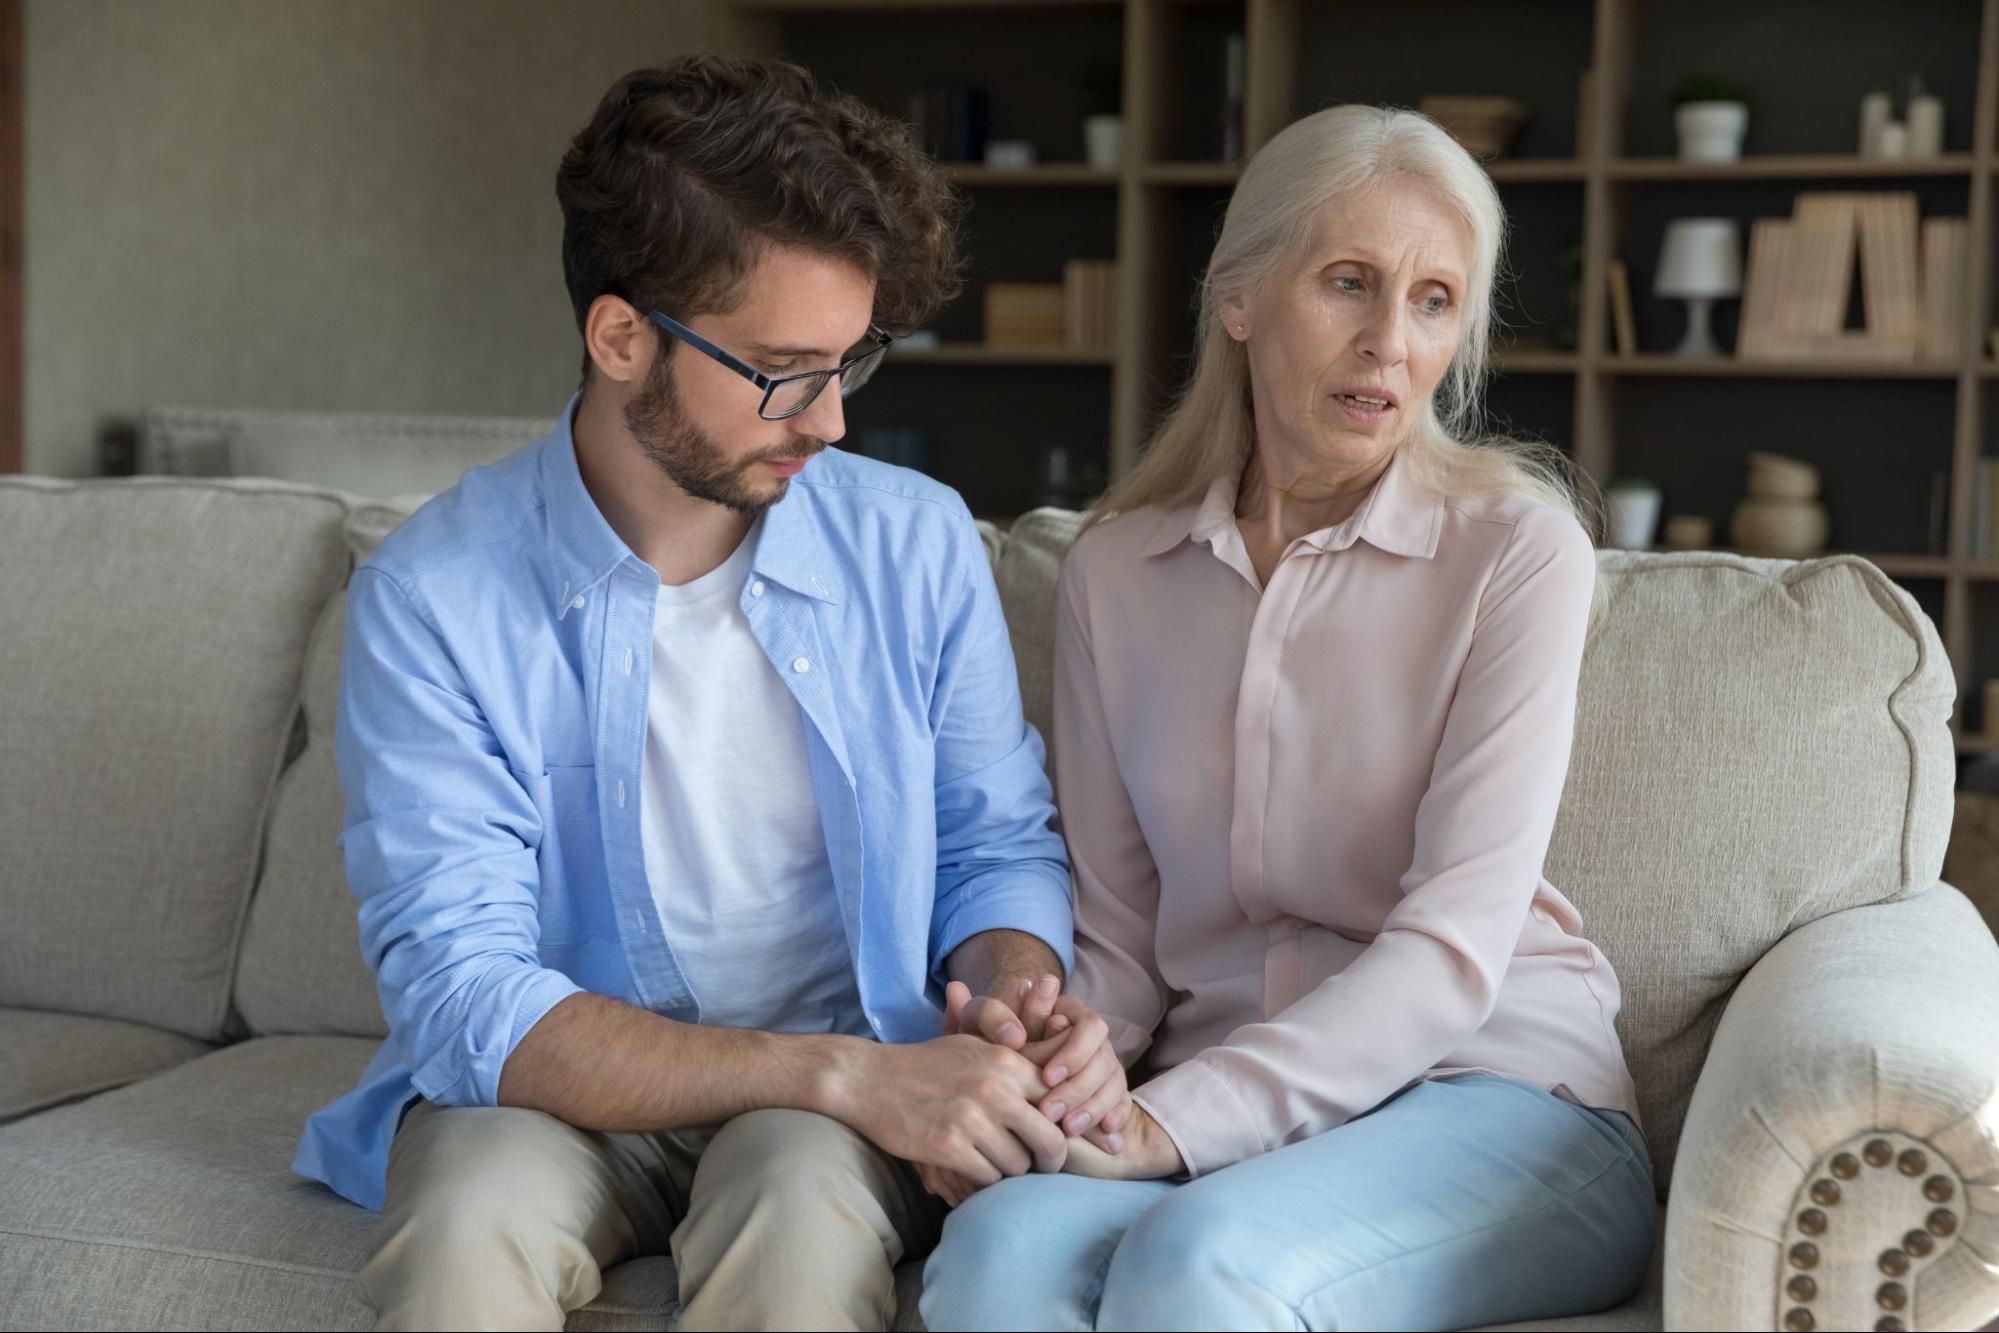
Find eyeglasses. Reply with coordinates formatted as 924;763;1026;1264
645;310;893;422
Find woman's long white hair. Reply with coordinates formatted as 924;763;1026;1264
1092;104;1596;536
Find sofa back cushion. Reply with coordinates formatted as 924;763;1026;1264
985;518;1953;1184
1544;551;1952;1179
0;477;350;1040
234;503;414;1038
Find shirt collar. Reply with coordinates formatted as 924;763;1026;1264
1139;444;1443;561
540;393;640;616
538;396;843;612
750;467;840;603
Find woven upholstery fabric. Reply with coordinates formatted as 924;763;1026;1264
1543;552;1952;1184
235;502;421;1038
0;1008;210;1124
1664;884;1999;1331
0;478;350;1040
0;1036;678;1331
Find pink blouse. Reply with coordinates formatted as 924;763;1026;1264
1056;445;1641;1178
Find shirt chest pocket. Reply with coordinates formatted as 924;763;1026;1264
542;763;600;825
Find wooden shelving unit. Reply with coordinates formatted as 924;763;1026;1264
722;0;1999;754
891;344;1116;365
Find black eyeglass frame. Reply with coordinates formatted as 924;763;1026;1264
644;309;893;421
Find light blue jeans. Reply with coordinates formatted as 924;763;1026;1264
920;1074;1655;1332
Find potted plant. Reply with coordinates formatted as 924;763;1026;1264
1079;57;1124;168
1673;73;1751;163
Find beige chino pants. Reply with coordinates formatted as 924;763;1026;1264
360;1100;943;1332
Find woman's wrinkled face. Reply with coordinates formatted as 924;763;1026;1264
1227;177;1473;472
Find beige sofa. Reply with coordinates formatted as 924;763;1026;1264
2;473;1996;1332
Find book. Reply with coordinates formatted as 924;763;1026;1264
1738;218;1794;359
1856;193;1922;350
1061;260;1118;350
1607;260;1637;355
1921;217;1968;361
1783;193;1858;341
986;282;1065;347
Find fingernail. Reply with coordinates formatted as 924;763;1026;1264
1039;974;1058;995
1017;979;1032;998
999;1024;1023;1044
1044;1101;1067;1122
1046;1066;1068;1085
1107;1133;1124;1152
1067;1111;1093;1134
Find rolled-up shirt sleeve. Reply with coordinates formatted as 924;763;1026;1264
1134;510;1598;1175
335;566;583;1108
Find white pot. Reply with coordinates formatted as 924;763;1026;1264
1675;101;1749;163
1607;486;1663;550
1084;115;1124;169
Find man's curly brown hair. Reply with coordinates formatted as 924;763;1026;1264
556;54;966;380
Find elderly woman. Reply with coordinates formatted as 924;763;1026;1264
920;105;1653;1331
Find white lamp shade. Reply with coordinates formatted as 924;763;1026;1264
1654;218;1743;299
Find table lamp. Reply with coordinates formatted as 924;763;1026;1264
1654;218;1742;358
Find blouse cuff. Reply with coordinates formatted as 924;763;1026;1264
1132;1057;1267;1178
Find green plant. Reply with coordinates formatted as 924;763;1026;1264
1079;56;1123;119
1673;72;1751;108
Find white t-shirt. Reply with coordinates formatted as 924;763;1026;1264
639;522;868;1036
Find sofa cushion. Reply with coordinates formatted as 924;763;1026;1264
0;478;352;1041
236;501;421;1039
0;1008;210;1124
0;1036;677;1331
989;508;1086;752
1544;552;1952;1185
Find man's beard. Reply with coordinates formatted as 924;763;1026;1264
624;353;825;517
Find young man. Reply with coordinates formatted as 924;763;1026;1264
294;55;1128;1330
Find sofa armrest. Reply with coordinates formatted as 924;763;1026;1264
1665;884;1999;1332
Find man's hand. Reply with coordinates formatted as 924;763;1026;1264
826;1033;1066;1198
1060;1100;1185;1181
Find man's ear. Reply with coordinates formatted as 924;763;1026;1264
583;296;655;385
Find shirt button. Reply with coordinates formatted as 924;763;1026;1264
792;657;811;674
623;647;633;676
750;580;765;598
616;780;626;808
570;595;585;611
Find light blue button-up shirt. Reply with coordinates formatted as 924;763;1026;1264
294;400;1072;1211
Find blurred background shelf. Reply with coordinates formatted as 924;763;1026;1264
1604;355;1963;378
1608;153;1976;180
890;344;1115;365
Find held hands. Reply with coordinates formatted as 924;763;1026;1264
917;975;1137;1206
1057;1099;1185;1181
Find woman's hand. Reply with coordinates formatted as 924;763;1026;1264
1060;1100;1185;1181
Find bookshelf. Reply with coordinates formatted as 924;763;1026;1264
720;0;1999;757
